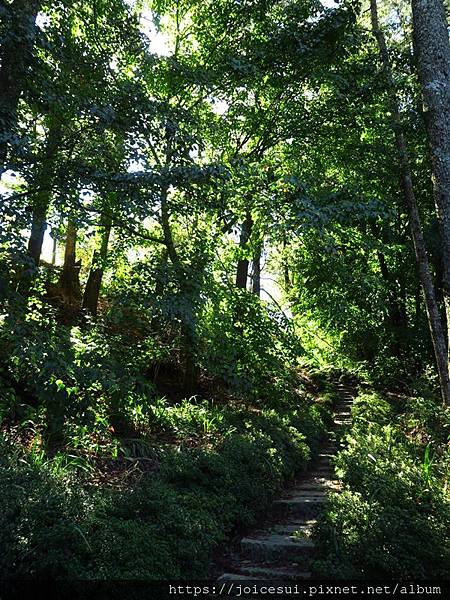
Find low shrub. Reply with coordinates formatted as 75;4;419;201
314;391;450;579
0;393;325;579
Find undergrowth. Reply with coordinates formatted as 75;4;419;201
0;398;326;579
314;387;450;579
0;304;330;579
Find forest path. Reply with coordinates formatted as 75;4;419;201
216;381;355;582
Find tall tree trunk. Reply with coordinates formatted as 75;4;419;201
235;212;253;289
51;234;57;266
252;242;262;297
59;219;81;302
282;236;291;291
0;0;41;177
28;205;49;268
27;120;62;266
411;0;450;361
415;282;422;328
371;0;450;405
82;216;112;316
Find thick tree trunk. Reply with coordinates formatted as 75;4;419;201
27;121;62;266
0;0;41;177
371;0;450;404
411;0;450;361
282;237;291;291
252;243;262;297
59;219;81;302
235;212;253;289
415;283;422;328
82;216;112;316
28;204;49;267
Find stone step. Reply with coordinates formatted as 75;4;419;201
273;494;326;518
241;533;315;562
215;385;353;585
316;457;332;467
217;573;259;582
296;480;340;491
313;464;332;473
285;488;327;497
267;523;314;536
315;465;334;474
294;473;337;485
312;472;333;481
232;565;312;580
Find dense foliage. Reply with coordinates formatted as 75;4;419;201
0;374;327;578
314;387;450;578
1;0;450;583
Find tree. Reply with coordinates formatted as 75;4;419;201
235;212;253;290
82;215;112;316
411;0;450;362
370;0;450;404
59;218;81;303
27;118;63;267
0;0;41;177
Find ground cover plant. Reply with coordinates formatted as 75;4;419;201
0;399;325;579
314;387;450;578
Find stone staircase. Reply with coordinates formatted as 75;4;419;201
217;382;354;582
